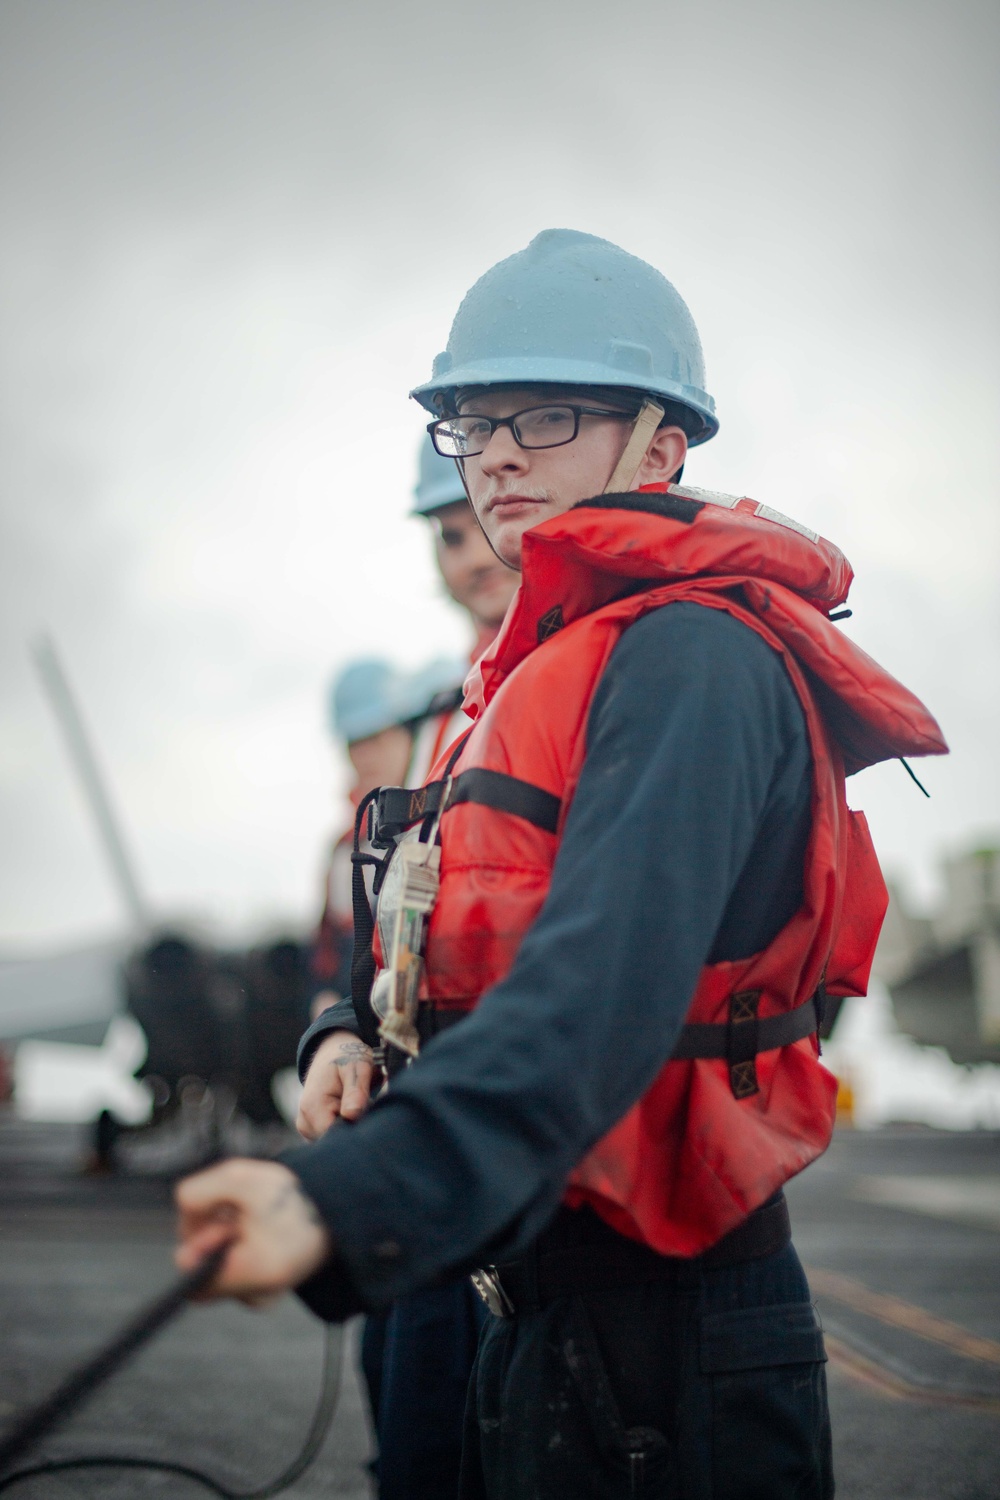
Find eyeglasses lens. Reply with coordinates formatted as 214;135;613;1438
433;418;486;457
434;407;580;458
513;407;577;448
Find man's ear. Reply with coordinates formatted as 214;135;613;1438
636;425;688;487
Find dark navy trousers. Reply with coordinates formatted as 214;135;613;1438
362;1281;488;1499
458;1242;833;1499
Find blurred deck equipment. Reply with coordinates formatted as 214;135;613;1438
875;848;1000;1065
123;932;312;1139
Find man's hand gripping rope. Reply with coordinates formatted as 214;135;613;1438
175;1160;331;1304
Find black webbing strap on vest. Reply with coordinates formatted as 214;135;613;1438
373;767;560;847
669;986;826;1098
420;987;826;1099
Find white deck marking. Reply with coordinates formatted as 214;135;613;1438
850;1175;1000;1232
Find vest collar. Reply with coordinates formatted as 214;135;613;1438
464;484;853;718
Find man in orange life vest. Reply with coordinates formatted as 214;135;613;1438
176;231;946;1498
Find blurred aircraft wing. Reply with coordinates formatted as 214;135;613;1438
0;939;127;1045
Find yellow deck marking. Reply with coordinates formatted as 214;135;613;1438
823;1335;1000;1412
806;1265;1000;1367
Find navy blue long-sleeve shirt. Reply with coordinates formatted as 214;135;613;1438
287;602;812;1315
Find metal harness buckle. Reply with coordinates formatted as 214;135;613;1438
470;1266;514;1318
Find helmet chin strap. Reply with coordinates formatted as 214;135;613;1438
449;395;667;570
604;399;665;493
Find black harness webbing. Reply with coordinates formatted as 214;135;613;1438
670;987;825;1098
373;766;560;845
349;788;383;1049
669;989;822;1060
419;989;826;1100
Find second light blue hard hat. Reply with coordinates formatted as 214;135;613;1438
329;656;464;743
410;229;718;445
412;431;467;516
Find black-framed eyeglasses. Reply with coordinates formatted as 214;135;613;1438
428;404;634;459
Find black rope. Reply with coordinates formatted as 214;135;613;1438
0;1250;343;1496
0;1247;226;1477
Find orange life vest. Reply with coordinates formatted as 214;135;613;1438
370;485;947;1256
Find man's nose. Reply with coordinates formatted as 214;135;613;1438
479;423;529;476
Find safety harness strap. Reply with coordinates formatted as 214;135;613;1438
449;767;561;831
670;989;821;1057
672;986;823;1097
349;788;384;1049
374;768;561;844
420;988;825;1099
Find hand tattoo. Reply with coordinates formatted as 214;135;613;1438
332;1041;373;1069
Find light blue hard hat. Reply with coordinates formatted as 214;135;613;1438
330;659;403;743
329;657;465;743
412;431;467;516
405;656;467;713
410;229;718;445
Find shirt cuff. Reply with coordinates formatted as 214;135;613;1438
294;1249;371;1323
297;1000;361;1082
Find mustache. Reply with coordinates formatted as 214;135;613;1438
487;484;552;504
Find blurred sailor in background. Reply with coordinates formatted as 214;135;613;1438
298;435;517;1118
406;431;517;778
310;656;462;1022
299;438;518;1499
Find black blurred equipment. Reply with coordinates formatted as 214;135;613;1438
124;931;313;1135
126;935;228;1098
237;940;314;1124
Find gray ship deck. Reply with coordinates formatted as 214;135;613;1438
1;1115;997;1498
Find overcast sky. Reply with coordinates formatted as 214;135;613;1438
1;0;997;949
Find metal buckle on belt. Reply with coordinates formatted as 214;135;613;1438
470;1266;514;1318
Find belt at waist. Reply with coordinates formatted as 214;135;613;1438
477;1194;791;1315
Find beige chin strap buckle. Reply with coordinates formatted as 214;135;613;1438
604;399;665;494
